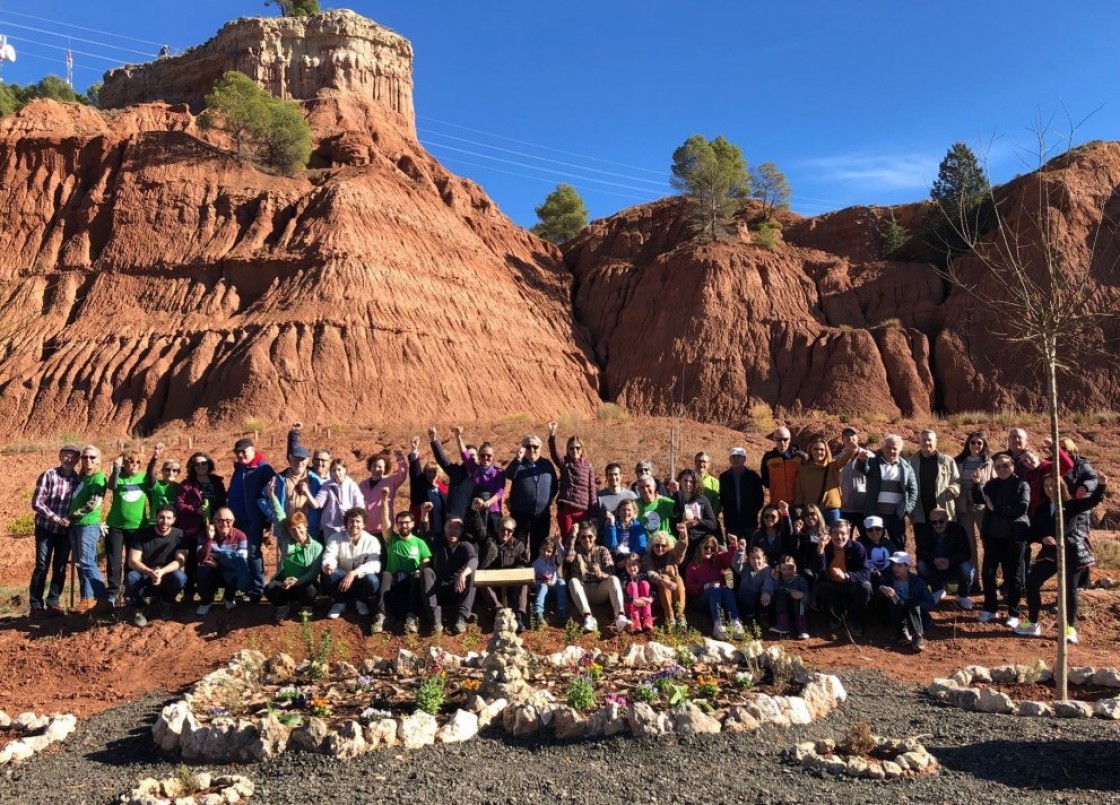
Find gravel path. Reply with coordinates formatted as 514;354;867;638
3;669;1118;805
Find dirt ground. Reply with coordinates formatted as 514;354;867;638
1;413;1117;719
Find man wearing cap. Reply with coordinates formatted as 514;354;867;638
29;445;80;618
287;423;326;539
720;447;764;541
694;453;722;520
228;438;276;600
630;460;668;497
879;550;934;652
915;506;973;610
907;430;960;527
760;427;807;507
856;434;918;547
260;441;318;551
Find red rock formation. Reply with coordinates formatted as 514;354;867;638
0;15;600;435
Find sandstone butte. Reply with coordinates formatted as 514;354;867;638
1;10;1118;436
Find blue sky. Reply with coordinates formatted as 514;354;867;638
2;1;1118;228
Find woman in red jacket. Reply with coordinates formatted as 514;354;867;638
685;535;745;640
548;421;595;546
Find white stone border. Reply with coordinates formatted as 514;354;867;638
0;710;77;764
153;639;849;762
928;663;1120;719
788;735;938;779
120;771;253;805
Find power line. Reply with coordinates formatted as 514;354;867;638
6;35;126;65
1;8;168;48
0;21;156;58
419;114;667;177
435;155;661;204
419;128;669;189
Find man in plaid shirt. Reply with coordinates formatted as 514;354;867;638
30;445;81;617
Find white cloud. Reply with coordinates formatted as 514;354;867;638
800;152;940;191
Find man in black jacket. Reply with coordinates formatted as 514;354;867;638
915;507;973;610
719;447;764;541
429;427;474;519
427;518;477;635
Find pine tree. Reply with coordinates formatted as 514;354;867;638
530;184;590;244
927;142;991;260
670;134;750;240
200;72;311;175
750;162;791;220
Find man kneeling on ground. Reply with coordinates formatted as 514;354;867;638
322;506;382;624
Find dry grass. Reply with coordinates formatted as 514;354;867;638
4;514;34;538
1093;531;1120;572
749;403;776;436
989;409;1043;428
945;410;988;426
242;416;269;434
874;317;903;329
596;403;631;424
866;413;890;425
1071;409;1120;427
0;441;47;456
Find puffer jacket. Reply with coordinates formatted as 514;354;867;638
549;435;596;511
795;444;854;511
1028;481;1104;569
973;474;1030;541
760;448;806;506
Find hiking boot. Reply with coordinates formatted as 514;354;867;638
224;598;238;611
405;615;420;634
371;613;386;633
73;598;98;615
433;620;445;636
898;627;914;645
769;615;790;636
46;604;65;618
29;607;47;621
133;610;149;628
274;605;290;623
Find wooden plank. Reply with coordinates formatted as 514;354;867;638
473;568;535;588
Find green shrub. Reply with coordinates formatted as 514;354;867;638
566;675;597;712
753;221;779;251
201;71;311;175
6;514;34;538
415;672;446;715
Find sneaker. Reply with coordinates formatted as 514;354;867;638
196;603;212;616
371;613;386;634
898;627;913;645
433;620;445;635
1014;620;1042;637
224;598;238;611
730;619;746;640
452;617;467;635
977;610;997;623
797;631;810;640
1006;616;1021;629
405;616;420;634
958;596;974;611
582;614;598;633
327;602;346;619
912;635;926;652
133;610;149;628
355;601;370;617
1066;626;1079;644
932;589;945;606
274;605;290;623
664;618;677;631
769;623;790;636
712;621;729;641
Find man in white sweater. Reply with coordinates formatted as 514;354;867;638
321;506;382;621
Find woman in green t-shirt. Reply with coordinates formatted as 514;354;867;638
106;451;148;606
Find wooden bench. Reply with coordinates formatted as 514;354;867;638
472;568;535;588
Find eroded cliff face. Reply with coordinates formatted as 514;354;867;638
0;90;600;434
567;142;1120;423
100;11;415;136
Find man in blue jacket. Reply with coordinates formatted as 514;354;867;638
228;438;276;600
814;518;873;636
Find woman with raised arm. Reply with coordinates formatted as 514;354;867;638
457;426;505;514
548;421;596;546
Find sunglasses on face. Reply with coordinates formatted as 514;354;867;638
164;467;181;474
81;455;98;461
930;518;947;525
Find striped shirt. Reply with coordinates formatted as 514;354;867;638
876;461;904;516
32;467;79;534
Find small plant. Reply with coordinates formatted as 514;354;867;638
749;402;776;435
770;652;803;692
308;696;332;718
578;656;604;682
207;705;233;724
298;609;333;679
276;713;303;728
693;698;715;713
604;691;629;709
6;514;34;538
732;670;756;689
459;623;482;652
839;719;875;756
274;686;301;703
596;402;631;423
359;707;392;723
352;675;373;693
415;671;446;715
753;220;779;251
632;682;656;703
563;618;584;643
460;677;481;693
242;415;268;434
695;675;720;700
674;645;696;668
175;764;201;797
566;675;597;712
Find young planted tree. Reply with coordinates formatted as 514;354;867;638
531;183;590;244
750;162;791;220
940;123;1119;699
670;134;750;240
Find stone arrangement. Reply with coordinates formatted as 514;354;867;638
928;662;1120;719
787;735;938;779
152;611;849;762
120;772;254;805
0;710;77;764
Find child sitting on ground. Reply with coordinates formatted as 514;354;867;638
618;552;653;633
770;554;811;640
531;538;568;625
733;545;776;629
859;516;897;592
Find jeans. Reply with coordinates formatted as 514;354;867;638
31;525;70;608
196;551;252;604
325;569;381;604
690;586;740;626
981;538;1026;617
70;524;105;600
235;519;266;597
917;559;973;595
126;568;187;605
881;594;930;637
105;527;137;603
534;579;569;619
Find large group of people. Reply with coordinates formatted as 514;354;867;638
28;421;1105;651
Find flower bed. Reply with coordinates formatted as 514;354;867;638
152;609;849;762
927;662;1120;719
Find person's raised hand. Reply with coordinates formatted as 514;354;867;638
428;427;438;440
380;486;391;500
547;421;558;436
452;425;463;437
410;436;420;452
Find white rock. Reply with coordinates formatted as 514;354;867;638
394;648;419;675
776;696;813;725
1018;701;1054;717
246;713;289;762
962;665;992;684
0;710;9;729
551;706;589;740
1069;666;1096;686
290;717;330;754
587;702;628;737
153;701;192;752
44;713;77;744
928;678;961;700
398;711;438;748
478;698;508;729
620;643;647;667
976;688;1015;714
721;706;761;733
626;702;670;737
950;688;982;710
690;638;742;664
1091;667;1120;687
1092;698;1120;720
1054;700;1094;719
742;693;788;726
1;741;34;764
546;645;588;667
436;709;479;744
20;734;51;753
327;719;368;759
363;718;399;749
502;703;547;737
882;760;903;778
643;642;679;666
988;665;1018;683
671;701;721;735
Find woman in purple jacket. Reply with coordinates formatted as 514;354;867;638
548;421;596;547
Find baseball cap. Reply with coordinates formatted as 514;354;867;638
233;438;254;452
60;444;81;455
864;516;884;530
888;551;912;566
290;445;310;459
728;447;746;458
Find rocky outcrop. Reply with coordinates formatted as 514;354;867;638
100;11;415;136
